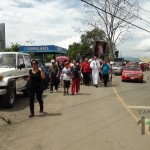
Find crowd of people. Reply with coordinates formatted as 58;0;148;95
139;62;150;72
47;56;111;94
27;56;111;118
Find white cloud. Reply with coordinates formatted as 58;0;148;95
116;0;150;57
56;35;81;49
117;26;150;57
1;0;150;58
135;39;150;50
0;0;82;49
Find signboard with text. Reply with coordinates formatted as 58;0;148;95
19;45;67;54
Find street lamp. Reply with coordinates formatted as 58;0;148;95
26;38;35;45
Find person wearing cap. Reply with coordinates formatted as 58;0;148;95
49;59;60;92
61;62;71;95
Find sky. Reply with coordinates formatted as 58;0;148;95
0;0;82;49
117;0;150;58
0;0;150;58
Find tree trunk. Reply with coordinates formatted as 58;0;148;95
108;41;114;61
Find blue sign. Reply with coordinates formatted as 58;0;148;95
19;45;67;54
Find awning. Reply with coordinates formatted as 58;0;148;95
19;45;67;54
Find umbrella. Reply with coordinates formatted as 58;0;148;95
56;56;70;62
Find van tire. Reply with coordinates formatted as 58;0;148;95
0;83;15;108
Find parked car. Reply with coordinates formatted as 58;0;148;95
0;52;31;108
121;65;143;82
112;62;123;75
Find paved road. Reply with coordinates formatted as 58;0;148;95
0;72;150;150
113;71;150;134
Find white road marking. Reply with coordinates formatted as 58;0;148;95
113;86;150;135
128;106;150;109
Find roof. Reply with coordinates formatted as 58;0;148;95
19;45;67;54
0;52;30;55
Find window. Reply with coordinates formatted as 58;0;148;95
18;55;24;66
0;54;16;68
24;55;31;68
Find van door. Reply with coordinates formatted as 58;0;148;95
15;54;27;89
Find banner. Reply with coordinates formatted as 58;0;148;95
19;45;67;54
94;41;107;60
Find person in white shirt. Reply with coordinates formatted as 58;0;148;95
61;62;71;95
90;56;100;87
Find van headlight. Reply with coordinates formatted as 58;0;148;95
0;75;3;81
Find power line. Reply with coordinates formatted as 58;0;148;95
104;0;150;26
113;0;150;23
124;0;150;14
123;0;150;23
101;0;150;22
81;0;150;33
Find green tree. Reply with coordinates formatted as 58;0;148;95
81;0;139;60
44;54;53;63
67;42;82;59
4;43;20;52
81;28;106;59
68;28;106;60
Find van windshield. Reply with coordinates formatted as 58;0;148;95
0;54;16;68
113;63;122;67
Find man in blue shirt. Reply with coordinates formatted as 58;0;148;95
101;59;110;87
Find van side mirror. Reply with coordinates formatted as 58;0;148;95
18;64;25;70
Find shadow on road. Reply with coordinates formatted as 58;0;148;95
35;112;62;117
0;93;48;111
122;80;147;84
76;93;91;96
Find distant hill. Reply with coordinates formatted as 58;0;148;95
124;57;140;62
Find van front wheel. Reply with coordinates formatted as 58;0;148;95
0;83;15;108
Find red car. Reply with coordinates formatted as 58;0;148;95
121;65;143;82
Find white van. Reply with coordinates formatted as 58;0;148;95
0;52;31;108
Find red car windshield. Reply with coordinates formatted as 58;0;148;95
124;65;141;71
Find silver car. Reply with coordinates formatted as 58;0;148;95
112;62;123;75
